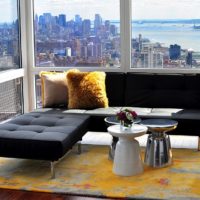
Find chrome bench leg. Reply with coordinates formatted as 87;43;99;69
51;161;55;179
78;143;82;154
50;143;81;178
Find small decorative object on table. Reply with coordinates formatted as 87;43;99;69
116;108;138;131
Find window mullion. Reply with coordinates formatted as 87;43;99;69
120;0;131;72
20;0;36;111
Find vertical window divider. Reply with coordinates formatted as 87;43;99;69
20;0;36;111
120;0;131;73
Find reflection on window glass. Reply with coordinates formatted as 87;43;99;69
34;0;120;68
0;0;20;71
0;78;23;122
132;0;200;69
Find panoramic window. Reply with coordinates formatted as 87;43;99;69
34;0;120;68
0;0;20;71
0;79;23;121
131;0;200;69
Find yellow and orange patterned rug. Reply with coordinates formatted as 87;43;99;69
0;145;200;199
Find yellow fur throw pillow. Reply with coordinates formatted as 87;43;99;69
67;70;108;109
40;71;68;108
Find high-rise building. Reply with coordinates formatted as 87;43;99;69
34;15;39;32
92;44;102;58
169;44;181;60
58;14;66;27
51;16;57;26
82;19;91;36
75;15;82;23
140;44;164;68
105;20;110;32
73;39;81;57
81;46;87;58
87;42;94;57
94;14;102;33
186;49;193;66
110;25;117;36
138;34;142;53
97;44;102;57
38;15;45;27
65;47;71;57
43;13;52;24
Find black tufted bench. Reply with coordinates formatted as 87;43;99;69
0;112;90;178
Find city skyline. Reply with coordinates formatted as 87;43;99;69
1;1;200;69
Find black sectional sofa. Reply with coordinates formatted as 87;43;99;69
85;72;200;138
0;72;200;178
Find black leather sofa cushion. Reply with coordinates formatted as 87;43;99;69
0;113;90;161
125;73;200;109
106;72;126;106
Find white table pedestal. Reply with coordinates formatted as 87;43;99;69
107;124;147;176
114;137;143;176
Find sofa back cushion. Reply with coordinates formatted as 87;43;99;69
106;72;126;106
40;71;68;108
125;73;200;109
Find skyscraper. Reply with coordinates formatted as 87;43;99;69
82;19;91;36
38;15;45;27
140;44;163;68
110;25;117;36
186;49;193;67
94;14;102;34
43;13;52;24
169;44;181;60
105;20;110;32
75;15;82;23
58;14;66;27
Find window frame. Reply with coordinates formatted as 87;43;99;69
0;0;25;120
21;0;200;111
0;0;24;100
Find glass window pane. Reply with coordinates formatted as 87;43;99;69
34;0;120;68
131;0;200;69
0;0;20;71
35;75;42;108
0;78;23;122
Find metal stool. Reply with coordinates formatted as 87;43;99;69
145;132;172;167
141;119;178;168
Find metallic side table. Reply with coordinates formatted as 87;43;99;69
141;119;178;168
104;116;141;160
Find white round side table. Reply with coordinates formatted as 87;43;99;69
107;124;147;176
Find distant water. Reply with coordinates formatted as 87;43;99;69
113;22;200;51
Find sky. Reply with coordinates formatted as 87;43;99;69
0;0;18;23
0;0;200;23
34;0;200;20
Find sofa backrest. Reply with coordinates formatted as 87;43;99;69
106;72;126;106
125;73;200;109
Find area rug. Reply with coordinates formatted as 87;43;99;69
0;145;200;199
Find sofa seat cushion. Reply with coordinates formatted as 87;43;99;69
169;109;200;120
148;108;200;120
85;107;152;116
32;108;87;114
147;108;184;118
0;113;90;161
